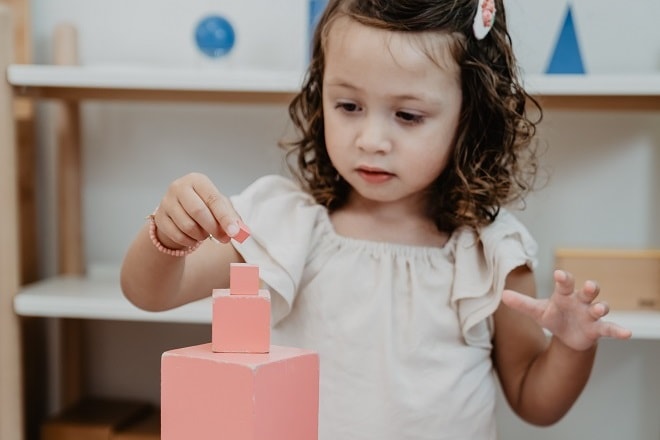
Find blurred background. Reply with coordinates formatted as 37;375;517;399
9;0;660;438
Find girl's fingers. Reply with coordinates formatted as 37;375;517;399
588;301;609;320
555;270;602;306
154;211;200;248
598;321;633;340
553;270;575;296
578;280;600;304
168;201;209;242
196;186;242;240
212;232;231;244
178;187;218;239
502;289;546;320
160;172;246;245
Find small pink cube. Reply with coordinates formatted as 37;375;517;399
230;263;259;295
232;220;251;243
212;288;270;354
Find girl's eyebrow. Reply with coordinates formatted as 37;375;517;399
323;79;358;89
324;78;444;105
386;93;441;104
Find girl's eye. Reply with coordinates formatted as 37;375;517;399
336;102;360;113
396;111;424;125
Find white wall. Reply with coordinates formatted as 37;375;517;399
28;1;660;439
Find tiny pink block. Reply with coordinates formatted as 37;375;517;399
230;262;259;295
212;288;270;354
161;343;319;440
232;220;251;243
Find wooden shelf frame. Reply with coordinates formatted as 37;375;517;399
0;5;23;440
0;2;37;439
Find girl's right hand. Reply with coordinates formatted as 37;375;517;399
152;172;243;250
502;270;632;351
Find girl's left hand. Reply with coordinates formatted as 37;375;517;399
502;270;633;351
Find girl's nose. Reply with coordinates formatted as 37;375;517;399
357;115;392;154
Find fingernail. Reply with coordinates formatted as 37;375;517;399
226;222;240;237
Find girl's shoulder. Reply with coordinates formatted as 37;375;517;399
478;209;536;249
240;174;312;200
451;209;538;347
232;174;320;213
230;174;327;242
452;209;537;257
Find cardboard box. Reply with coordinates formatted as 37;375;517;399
555;249;660;311
41;398;153;440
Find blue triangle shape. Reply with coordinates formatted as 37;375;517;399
546;6;585;74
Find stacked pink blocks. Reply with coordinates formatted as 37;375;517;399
161;238;319;440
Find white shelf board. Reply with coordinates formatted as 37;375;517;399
7;64;304;93
524;73;660;96
14;275;660;339
606;311;660;340
14;275;212;324
7;64;660;96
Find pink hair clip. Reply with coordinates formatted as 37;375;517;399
473;0;496;40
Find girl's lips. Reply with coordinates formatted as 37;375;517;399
356;167;394;184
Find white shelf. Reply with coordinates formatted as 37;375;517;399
8;64;304;93
7;64;660;97
606;311;660;340
14;274;660;339
524;73;660;96
14;274;212;324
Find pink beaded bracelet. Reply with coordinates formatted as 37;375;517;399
147;214;202;257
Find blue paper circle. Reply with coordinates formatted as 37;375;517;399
194;15;235;58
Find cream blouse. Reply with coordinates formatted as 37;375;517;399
231;175;537;440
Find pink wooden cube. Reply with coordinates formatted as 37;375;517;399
212;288;270;353
161;343;319;440
232;220;251;243
230;263;259;295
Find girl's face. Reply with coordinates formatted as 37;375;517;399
322;17;462;215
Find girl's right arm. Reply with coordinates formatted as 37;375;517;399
120;173;246;311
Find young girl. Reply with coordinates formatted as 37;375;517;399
121;0;632;438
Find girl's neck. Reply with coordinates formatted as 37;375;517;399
330;192;449;247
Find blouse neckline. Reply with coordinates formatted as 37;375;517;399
315;206;456;260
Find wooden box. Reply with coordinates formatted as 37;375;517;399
41;398;153;440
555;249;660;311
111;409;160;440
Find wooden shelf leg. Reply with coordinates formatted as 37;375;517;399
0;4;26;440
53;23;86;410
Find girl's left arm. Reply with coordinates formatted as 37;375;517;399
492;266;632;426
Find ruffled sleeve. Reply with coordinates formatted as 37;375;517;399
230;175;326;325
450;209;538;348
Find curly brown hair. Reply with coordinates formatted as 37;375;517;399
282;0;541;232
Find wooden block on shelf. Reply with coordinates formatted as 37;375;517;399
111;408;160;440
161;343;319;440
41;398;153;440
211;288;270;353
555;248;660;311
